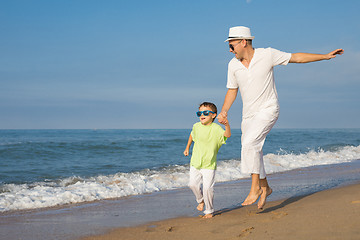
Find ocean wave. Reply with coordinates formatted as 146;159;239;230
1;145;359;212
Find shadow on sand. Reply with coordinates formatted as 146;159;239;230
213;191;318;216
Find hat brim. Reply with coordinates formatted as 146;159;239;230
224;36;255;42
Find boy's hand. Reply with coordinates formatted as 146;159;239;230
222;117;231;138
183;150;189;156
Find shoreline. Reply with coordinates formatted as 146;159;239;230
81;182;360;240
1;160;360;240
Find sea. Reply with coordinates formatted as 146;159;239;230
1;128;360;213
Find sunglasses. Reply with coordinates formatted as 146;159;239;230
196;110;215;117
229;40;243;51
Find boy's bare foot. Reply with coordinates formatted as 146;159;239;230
202;213;213;218
242;188;263;206
258;187;272;209
197;202;205;211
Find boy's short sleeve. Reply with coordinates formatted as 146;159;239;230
215;124;226;146
220;135;227;145
190;123;196;141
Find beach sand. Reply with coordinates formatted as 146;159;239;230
81;182;360;240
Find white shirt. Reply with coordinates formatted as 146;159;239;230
227;47;291;119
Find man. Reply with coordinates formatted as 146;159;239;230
217;26;343;209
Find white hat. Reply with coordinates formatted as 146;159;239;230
225;26;255;42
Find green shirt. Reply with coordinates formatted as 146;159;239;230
190;122;227;170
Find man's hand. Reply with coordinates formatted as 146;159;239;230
326;49;344;59
183;149;189;156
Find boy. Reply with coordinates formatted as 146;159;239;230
184;102;231;218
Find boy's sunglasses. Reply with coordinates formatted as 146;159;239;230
196;110;215;117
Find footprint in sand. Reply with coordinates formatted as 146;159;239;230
237;227;255;238
166;226;174;232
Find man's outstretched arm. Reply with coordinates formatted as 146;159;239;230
289;49;344;63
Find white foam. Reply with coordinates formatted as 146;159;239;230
1;145;360;212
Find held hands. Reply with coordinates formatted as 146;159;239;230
219;111;232;138
218;111;229;125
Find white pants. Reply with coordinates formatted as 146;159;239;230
188;166;216;215
241;104;279;179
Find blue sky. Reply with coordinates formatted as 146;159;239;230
1;0;359;129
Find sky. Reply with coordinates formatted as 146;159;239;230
1;0;359;129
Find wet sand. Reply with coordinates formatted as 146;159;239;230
81;182;360;240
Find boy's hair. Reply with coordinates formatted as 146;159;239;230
199;102;217;122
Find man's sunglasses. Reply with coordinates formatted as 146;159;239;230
196;110;215;117
229;40;243;51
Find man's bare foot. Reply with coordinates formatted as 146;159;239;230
242;188;263;206
258;187;272;209
197;202;204;211
202;213;213;218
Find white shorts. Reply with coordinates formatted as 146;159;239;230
241;104;279;179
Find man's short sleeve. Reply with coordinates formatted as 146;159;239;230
270;48;292;66
226;59;239;89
